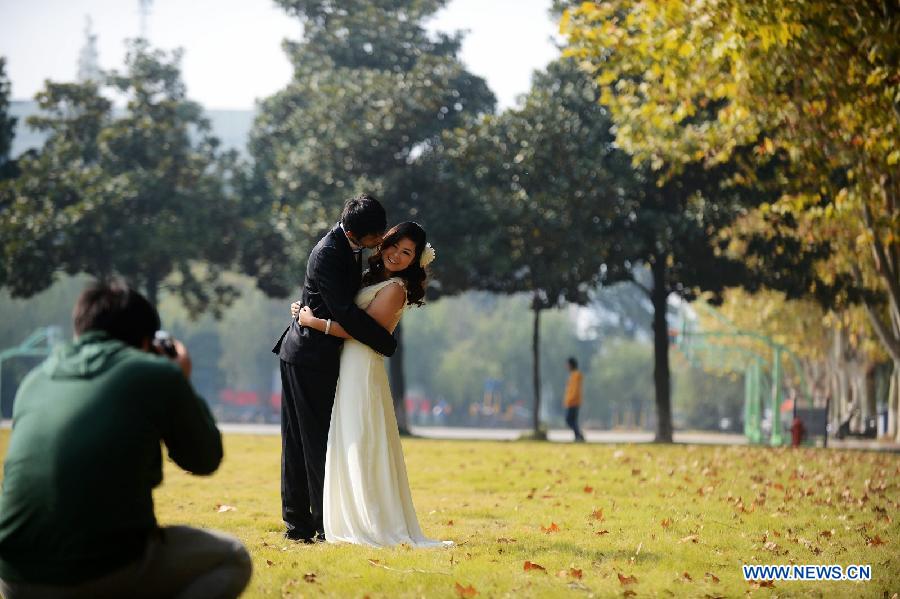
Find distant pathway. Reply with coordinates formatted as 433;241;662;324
212;423;898;451
2;420;895;451
213;423;742;443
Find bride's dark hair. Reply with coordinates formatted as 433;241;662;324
362;221;428;306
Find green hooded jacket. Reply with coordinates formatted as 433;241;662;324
0;331;222;584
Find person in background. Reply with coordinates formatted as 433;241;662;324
0;280;251;599
564;357;585;442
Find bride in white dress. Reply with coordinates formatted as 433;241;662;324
297;222;448;548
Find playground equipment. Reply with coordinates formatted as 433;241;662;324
675;305;815;446
0;327;63;418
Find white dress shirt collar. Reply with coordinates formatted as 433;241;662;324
340;222;363;251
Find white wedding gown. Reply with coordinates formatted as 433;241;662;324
323;277;448;547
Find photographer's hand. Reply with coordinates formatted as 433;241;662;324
171;339;192;379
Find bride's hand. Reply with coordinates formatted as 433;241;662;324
298;305;316;326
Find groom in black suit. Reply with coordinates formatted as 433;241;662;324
273;194;397;542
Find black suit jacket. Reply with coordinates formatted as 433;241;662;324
273;224;397;369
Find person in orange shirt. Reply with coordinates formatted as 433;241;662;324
564;357;585;442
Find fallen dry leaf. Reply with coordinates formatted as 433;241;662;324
265;559;274;567
215;504;236;513
623;591;637;598
705;572;720;583
541;522;560;534
617;573;638;585
584;485;594;493
569;568;583;579
682;571;693;582
496;537;517;543
596;529;610;536
446;520;454;526
660;518;672;529
590;508;605;521
680;534;699;544
454;582;478;598
749;580;775;589
866;534;888;546
303;573;317;583
524;561;546;572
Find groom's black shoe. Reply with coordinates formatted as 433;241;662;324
284;529;326;544
284;525;314;542
303;532;327;544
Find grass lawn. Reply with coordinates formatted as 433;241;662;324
1;431;898;597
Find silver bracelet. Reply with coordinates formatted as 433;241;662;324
325;319;332;335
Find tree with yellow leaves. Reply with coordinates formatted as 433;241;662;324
562;0;900;439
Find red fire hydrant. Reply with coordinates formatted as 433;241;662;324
790;416;806;448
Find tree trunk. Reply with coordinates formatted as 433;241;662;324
531;300;542;437
651;258;673;443
889;361;899;441
388;321;409;435
859;199;900;364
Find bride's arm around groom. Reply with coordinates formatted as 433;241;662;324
299;279;405;339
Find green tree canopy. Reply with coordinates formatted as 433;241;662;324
249;0;495;282
0;40;241;314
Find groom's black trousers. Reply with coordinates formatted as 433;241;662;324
280;359;339;538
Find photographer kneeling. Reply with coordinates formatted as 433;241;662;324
0;281;252;598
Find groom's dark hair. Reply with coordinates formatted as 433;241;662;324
341;194;387;238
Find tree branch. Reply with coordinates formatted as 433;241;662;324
852;263;900;363
861;195;900;318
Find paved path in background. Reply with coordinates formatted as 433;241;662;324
2;420;896;451
213;424;744;443
213;423;898;451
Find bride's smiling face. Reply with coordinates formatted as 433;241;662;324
382;237;417;273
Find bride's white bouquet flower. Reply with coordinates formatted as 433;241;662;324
420;243;436;268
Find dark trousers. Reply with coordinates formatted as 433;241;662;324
0;527;251;599
280;360;338;538
565;406;585;441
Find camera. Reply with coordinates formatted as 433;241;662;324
153;330;178;358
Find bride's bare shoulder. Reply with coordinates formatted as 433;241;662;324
373;278;406;302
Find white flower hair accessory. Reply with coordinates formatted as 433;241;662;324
419;243;436;268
